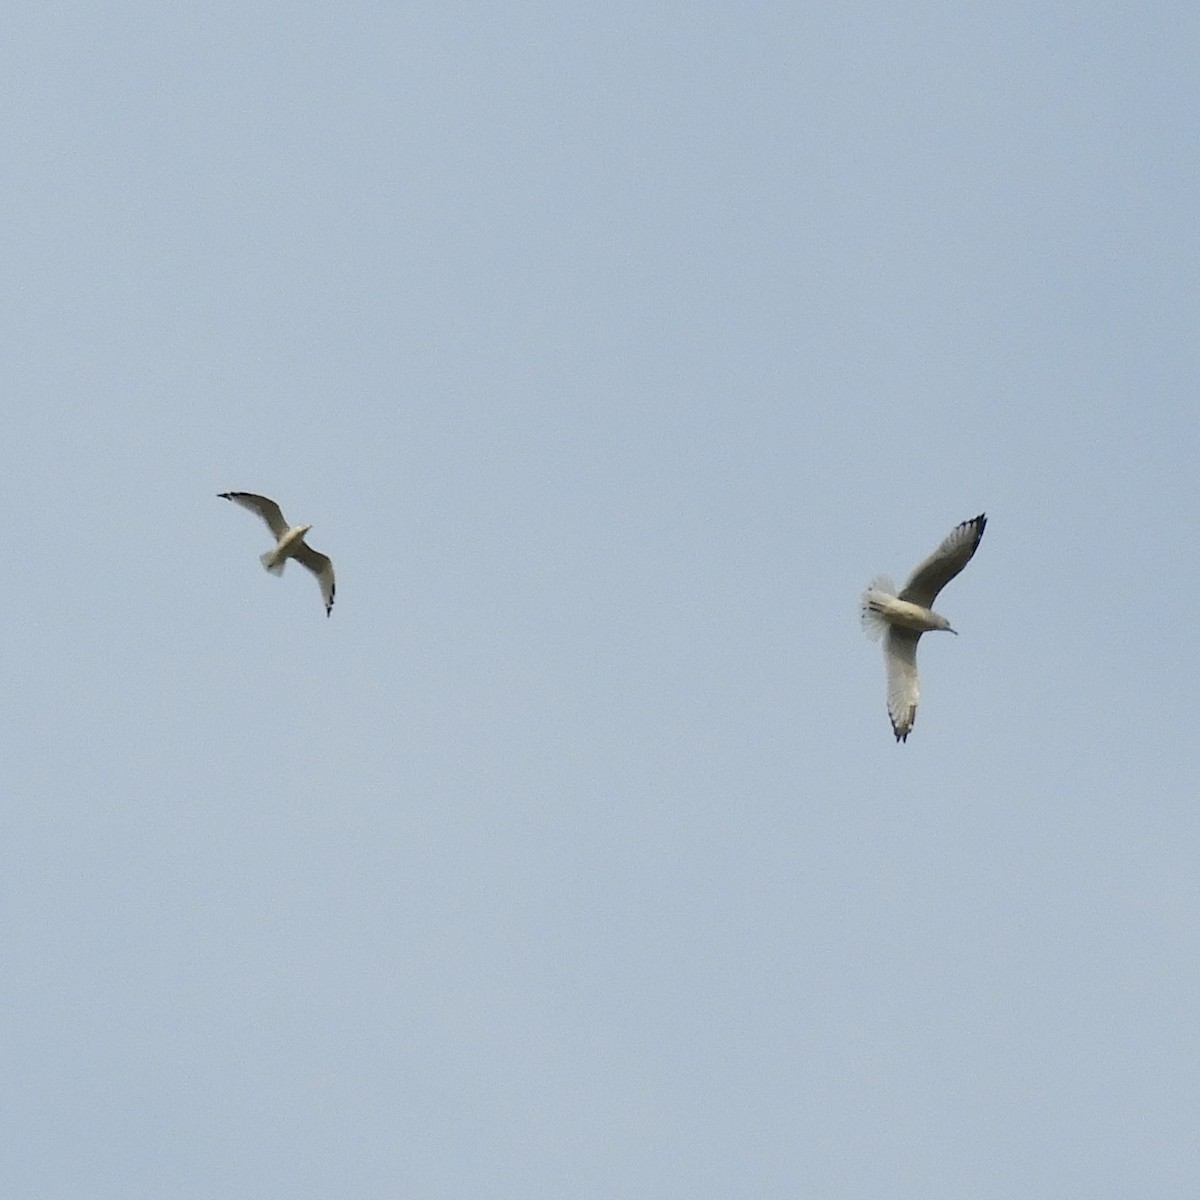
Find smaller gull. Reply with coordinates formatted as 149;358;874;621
219;492;336;616
861;514;986;741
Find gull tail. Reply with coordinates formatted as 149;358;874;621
260;550;286;576
860;574;895;640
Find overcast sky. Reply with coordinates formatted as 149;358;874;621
3;2;1198;1196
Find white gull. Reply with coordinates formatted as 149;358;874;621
219;492;336;617
861;514;986;741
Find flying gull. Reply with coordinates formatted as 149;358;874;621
860;514;986;741
219;492;335;616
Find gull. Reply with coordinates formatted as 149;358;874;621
219;492;335;616
861;514;986;741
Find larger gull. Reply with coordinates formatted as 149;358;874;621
219;492;336;616
861;514;986;741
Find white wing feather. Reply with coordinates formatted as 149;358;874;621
883;628;921;742
294;543;336;616
219;492;290;539
898;514;987;608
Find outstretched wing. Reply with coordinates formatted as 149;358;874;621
219;492;290;539
294;543;335;616
883;628;921;742
898;513;986;608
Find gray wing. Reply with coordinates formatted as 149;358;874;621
898;513;987;607
883;628;921;742
294;543;335;616
219;492;290;539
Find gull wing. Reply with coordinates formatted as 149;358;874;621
294;543;335;616
898;514;987;608
219;492;290;539
883;628;921;742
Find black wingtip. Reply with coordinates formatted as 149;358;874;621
955;512;987;552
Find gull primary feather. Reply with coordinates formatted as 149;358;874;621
861;514;986;741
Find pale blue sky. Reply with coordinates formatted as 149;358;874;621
3;2;1198;1196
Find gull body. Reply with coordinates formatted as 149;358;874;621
260;522;314;574
861;514;986;741
863;594;955;636
219;492;336;616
